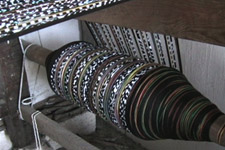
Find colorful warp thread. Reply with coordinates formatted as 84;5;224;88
0;0;127;39
86;22;182;71
46;41;223;142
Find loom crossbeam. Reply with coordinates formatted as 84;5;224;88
21;105;100;150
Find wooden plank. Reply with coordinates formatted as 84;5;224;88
0;39;34;147
21;105;99;150
33;96;84;123
78;0;225;47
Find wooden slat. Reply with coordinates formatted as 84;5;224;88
78;0;225;47
21;105;99;150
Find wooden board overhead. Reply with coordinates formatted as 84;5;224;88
78;0;225;47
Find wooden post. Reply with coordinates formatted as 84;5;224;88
0;39;34;148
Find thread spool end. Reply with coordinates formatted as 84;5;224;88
210;115;225;146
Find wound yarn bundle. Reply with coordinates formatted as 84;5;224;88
46;41;223;142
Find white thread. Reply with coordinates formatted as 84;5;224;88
31;111;42;150
18;38;35;120
18;38;44;150
21;97;33;106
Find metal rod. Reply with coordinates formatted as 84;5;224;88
21;105;99;150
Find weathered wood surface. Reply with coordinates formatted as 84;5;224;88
0;39;33;147
78;0;225;47
34;96;84;122
81;116;147;150
21;105;99;150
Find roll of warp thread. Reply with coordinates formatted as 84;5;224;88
45;41;225;145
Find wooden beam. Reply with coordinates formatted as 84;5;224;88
21;105;99;150
23;40;52;66
78;0;225;47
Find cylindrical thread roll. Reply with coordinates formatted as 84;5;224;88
46;41;223;143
